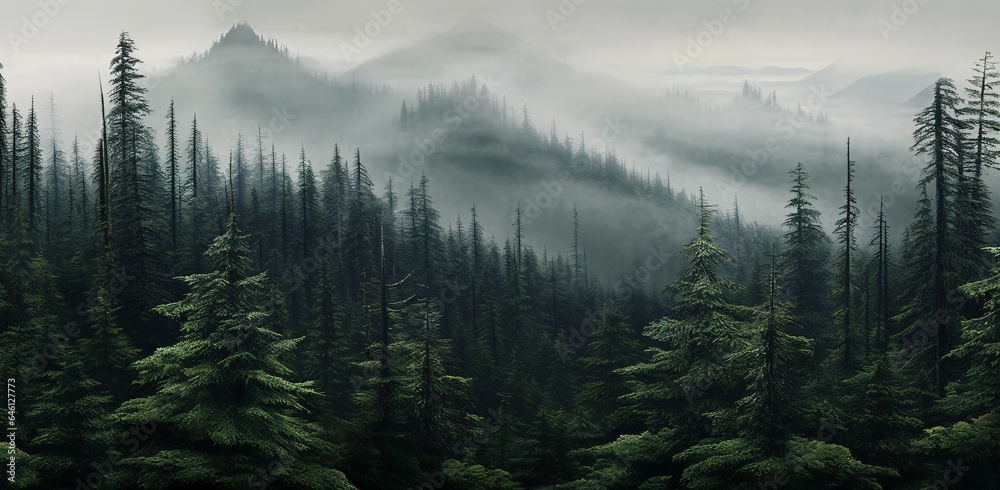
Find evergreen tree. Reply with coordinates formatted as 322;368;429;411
0;63;7;224
956;51;999;268
911;77;966;395
165;98;179;250
616;189;747;484
25;343;115;489
25;98;42;243
676;252;895;488
833;139;859;370
106;31;169;352
575;309;641;437
115;215;354;488
893;186;940;401
870;197;892;354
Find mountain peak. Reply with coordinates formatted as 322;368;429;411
197;22;289;62
213;22;267;50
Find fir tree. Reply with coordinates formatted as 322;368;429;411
115;215;353;488
911;77;966;395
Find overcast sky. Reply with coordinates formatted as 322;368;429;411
3;0;997;103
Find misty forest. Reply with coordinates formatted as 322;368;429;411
2;16;1000;490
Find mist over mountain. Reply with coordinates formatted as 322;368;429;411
114;18;982;288
4;4;1000;488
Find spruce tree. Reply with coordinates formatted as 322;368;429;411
911;77;966;395
115;215;353;488
165;98;179;250
25;343;115;489
106;32;170;352
619;188;747;460
957;51;999;266
833;139;859;370
575;309;641;437
25;97;42;243
676;251;895;488
0;62;7;224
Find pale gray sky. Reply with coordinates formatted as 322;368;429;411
3;0;996;96
1;0;995;155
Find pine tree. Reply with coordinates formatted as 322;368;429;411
298;146;318;259
408;308;476;456
106;31;169;352
951;246;1000;414
45;93;70;256
0;63;7;225
911;77;966;395
893;186;939;400
233;133;247;217
833;139;859;370
620;189;747;446
8;104;23;225
165;98;179;250
676;251;895;488
25;97;42;243
25;343;115;488
871;197;892;354
344;149;377;298
956;52;1000;274
114;215;354;488
840;354;922;483
575;309;641;437
403;173;443;296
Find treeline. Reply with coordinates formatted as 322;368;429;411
1;31;1000;490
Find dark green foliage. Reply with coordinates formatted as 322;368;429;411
114;215;351;488
26;343;115;489
6;40;1000;490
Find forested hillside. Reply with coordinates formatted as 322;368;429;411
1;29;1000;490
